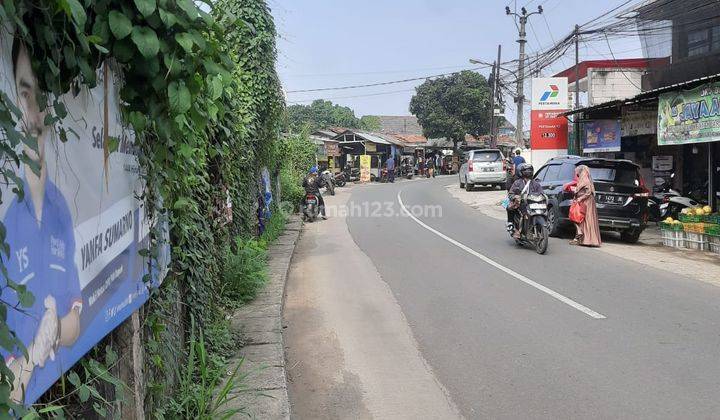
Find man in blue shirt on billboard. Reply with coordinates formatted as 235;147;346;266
3;40;82;404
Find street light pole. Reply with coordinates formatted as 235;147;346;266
573;24;581;155
493;44;502;147
506;5;543;149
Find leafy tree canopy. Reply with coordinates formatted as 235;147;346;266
409;70;492;149
359;115;382;131
284;99;359;132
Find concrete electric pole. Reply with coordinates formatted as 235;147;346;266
506;5;543;148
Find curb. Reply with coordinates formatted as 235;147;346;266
224;214;302;419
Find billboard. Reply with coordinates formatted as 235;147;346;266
0;28;168;404
583;120;621;153
658;81;720;145
531;77;569;110
530;110;568;150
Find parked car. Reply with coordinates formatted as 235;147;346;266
535;156;649;243
458;149;507;191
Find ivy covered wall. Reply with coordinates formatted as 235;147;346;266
0;0;284;415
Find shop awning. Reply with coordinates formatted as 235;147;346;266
563;72;720;117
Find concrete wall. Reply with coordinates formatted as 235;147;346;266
588;68;644;106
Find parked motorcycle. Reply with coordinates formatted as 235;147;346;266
648;174;699;221
334;172;347;187
343;164;360;183
321;170;335;195
302;193;320;222
508;192;549;255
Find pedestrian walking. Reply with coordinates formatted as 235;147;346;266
418;157;425;177
570;165;601;246
512;148;525;176
426;156;435;178
386;155;395;183
435;153;442;175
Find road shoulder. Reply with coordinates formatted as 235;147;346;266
283;188;463;420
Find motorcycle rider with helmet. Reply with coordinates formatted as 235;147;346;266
506;163;543;239
302;166;326;219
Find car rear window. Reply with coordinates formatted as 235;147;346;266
473;151;501;162
587;165;640;186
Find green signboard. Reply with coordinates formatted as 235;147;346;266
658;81;720;145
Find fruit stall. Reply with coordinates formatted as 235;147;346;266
660;206;720;255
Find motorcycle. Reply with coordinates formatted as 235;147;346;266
648;174;699;221
508;192;549;255
334;172;347;187
343;165;360;183
401;162;414;179
302;193;320;222
321;170;335;195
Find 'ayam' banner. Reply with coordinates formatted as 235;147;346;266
658;81;720;145
0;26;168;404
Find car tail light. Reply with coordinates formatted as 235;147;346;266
468;160;474;172
634;175;650;198
662;196;670;203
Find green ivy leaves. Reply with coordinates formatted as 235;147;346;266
134;0;157;18
109;10;132;39
131;26;160;58
168;81;191;114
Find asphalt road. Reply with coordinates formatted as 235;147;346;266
343;176;720;419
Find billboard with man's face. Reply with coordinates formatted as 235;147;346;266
0;26;169;404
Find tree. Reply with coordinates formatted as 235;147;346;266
409;70;492;152
284;99;360;132
359;115;382;131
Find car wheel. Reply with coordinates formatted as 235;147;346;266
465;178;473;191
547;205;562;237
459;175;465;188
621;229;641;243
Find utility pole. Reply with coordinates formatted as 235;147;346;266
506;5;543;149
487;45;502;148
573;24;581;155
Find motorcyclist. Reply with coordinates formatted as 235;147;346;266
302;166;326;219
507;163;543;238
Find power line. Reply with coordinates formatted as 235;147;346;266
287;88;417;104
285;66;489;93
284;64;477;78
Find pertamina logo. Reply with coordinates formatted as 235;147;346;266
540;84;559;102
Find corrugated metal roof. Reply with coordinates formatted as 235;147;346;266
355;131;392;144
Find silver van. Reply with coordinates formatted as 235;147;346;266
458;149;507;191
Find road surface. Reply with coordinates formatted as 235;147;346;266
284;176;720;419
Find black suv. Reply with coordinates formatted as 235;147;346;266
535;156;649;243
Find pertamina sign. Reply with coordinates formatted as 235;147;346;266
531;77;569;150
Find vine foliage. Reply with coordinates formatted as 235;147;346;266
0;0;283;414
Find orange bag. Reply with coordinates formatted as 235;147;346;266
569;200;586;224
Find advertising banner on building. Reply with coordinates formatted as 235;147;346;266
324;141;340;157
583;120;622;153
0;29;168;404
658;81;720;145
359;155;371;182
621;107;656;137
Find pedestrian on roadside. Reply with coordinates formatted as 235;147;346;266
435;153;442;175
570;165;601;246
426;156;435;178
386;154;395;183
418;157;425;177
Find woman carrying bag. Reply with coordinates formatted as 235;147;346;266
569;165;601;247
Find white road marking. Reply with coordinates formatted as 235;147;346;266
397;191;607;320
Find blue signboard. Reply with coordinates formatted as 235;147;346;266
583;120;621;153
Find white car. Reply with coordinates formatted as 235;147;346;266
458;149;507;191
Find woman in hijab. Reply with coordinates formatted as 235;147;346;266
571;165;602;246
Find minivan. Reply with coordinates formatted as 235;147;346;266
458;149;507;191
536;156;649;243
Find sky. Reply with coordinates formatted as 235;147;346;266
271;0;644;120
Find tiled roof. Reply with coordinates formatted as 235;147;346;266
371;115;424;135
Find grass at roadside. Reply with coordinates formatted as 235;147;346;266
161;212;287;417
